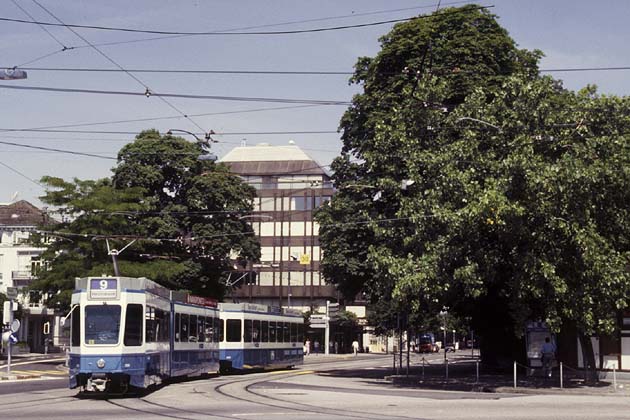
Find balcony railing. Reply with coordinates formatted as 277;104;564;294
12;270;34;280
13;278;33;287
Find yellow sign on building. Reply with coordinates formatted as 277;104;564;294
299;253;311;265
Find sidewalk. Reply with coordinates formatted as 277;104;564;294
383;354;630;397
303;352;385;365
0;352;66;381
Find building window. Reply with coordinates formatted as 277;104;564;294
262;176;277;190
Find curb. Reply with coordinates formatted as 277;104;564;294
0;374;42;381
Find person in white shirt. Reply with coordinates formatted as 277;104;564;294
352;340;359;356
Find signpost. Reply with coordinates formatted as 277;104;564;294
3;290;19;375
6;287;18;300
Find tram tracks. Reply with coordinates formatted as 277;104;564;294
15;357;420;420
206;362;426;420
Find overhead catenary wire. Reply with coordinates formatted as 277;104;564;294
0;5;491;36
29;0;208;136
19;2;474;51
0;139;116;160
7;65;630;76
0;104;323;134
36;214;436;243
0;128;338;136
9;0;68;49
0;84;352;105
0;159;44;188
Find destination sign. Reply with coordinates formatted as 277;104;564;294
186;294;218;308
89;277;118;300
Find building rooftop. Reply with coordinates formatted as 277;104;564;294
220;143;330;177
0;200;48;227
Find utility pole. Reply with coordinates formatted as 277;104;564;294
325;300;330;355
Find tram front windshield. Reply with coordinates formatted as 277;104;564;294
85;305;121;345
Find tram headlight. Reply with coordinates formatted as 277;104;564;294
96;358;106;369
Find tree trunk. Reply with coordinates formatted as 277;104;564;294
577;330;597;382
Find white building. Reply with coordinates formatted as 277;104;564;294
0;200;48;294
0;200;59;353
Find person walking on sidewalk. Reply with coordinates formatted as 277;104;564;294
352;339;359;356
305;339;311;356
541;337;556;378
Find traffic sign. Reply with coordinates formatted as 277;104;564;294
6;287;18;299
9;333;18;344
310;314;327;324
10;319;20;333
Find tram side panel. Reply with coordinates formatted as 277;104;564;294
170;302;220;378
219;305;304;371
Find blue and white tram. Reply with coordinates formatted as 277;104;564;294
69;277;220;393
219;303;304;371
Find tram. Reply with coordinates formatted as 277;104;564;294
69;277;220;393
68;276;304;393
219;303;304;371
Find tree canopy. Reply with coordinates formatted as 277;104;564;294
316;4;630;365
31;130;260;309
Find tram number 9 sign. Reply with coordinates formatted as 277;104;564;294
89;277;119;300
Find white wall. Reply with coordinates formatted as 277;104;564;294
0;228;45;294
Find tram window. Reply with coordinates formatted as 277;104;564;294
283;322;290;343
253;320;261;343
261;321;269;342
85;305;121;345
71;305;81;346
269;321;276;342
163;312;170;342
180;314;189;343
203;317;211;343
189;315;198;342
298;323;304;343
219;319;224;342
145;306;156;343
175;313;181;342
290;322;297;343
154;308;165;342
226;319;241;342
198;316;206;342
244;319;253;342
277;322;284;343
125;304;143;346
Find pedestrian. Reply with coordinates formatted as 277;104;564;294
352;339;359;356
305;339;311;356
540;337;556;378
314;340;320;355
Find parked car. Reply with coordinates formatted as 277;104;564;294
417;333;440;353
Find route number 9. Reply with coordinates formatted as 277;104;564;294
100;280;108;290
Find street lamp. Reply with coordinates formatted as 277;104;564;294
1;68;27;80
166;128;218;161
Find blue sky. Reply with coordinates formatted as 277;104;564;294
1;0;628;206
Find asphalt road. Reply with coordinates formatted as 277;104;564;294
2;354;630;419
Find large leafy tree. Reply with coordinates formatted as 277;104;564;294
317;4;630;367
31;130;260;309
